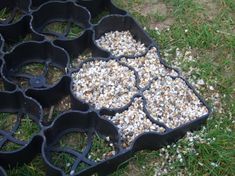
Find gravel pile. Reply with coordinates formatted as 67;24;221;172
143;76;208;128
107;97;165;148
72;60;137;109
120;47;178;88
95;31;147;57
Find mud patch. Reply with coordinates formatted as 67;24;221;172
141;1;168;17
150;17;174;31
197;0;219;21
140;0;175;31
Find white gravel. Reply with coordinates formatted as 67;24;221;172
95;31;147;57
107;97;165;148
71;30;209;145
72;60;137;109
143;76;208;128
120;47;178;88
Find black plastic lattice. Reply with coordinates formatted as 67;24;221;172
0;0;211;176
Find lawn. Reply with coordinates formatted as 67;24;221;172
1;0;235;175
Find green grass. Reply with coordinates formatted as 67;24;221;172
0;8;11;21
43;22;83;40
0;8;24;23
0;113;17;131
1;0;235;175
51;152;76;175
7;155;46;176
89;133;115;162
13;117;39;142
59;132;88;152
0;113;39;152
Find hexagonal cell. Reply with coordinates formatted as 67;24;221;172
54;30;110;71
0;0;36;52
143;76;209;129
76;0;126;24
31;1;90;40
43;111;120;175
0;91;42;152
103;97;165;148
71;59;138;110
94;16;153;57
2;41;69;90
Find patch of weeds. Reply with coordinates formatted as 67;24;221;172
89;133;115;162
148;22;223;49
46;65;64;85
43;22;83;40
0;113;38;152
74;162;89;174
164;0;203;22
222;0;235;10
59;132;88;152
21;63;44;76
0;8;11;21
67;23;83;39
7;155;47;176
1;141;22;151
51;152;76;175
0;113;17;131
13;115;39;142
152;12;167;22
51;150;90;175
0;8;24;23
43;22;68;34
111;151;158;176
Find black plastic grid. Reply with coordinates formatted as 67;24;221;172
0;0;211;175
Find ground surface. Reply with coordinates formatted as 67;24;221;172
1;0;235;175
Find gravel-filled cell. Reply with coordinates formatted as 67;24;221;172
143;76;209;129
72;60;137;109
121;47;178;88
95;31;147;57
106;97;165;148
